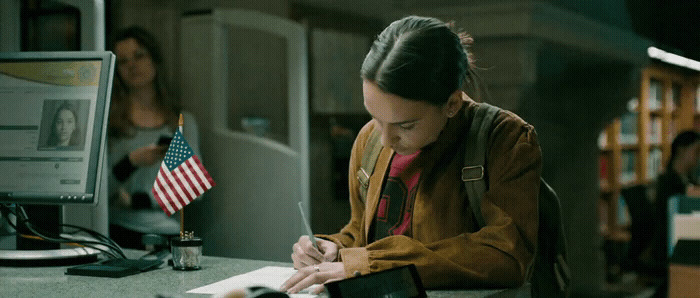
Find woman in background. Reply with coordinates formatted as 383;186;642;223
108;26;200;249
282;15;541;293
649;130;700;297
47;102;81;148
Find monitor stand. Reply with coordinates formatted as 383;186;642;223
0;247;100;266
0;205;100;266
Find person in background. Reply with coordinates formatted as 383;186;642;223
649;130;700;297
47;102;81;148
108;26;200;249
281;15;541;294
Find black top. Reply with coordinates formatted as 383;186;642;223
650;169;687;264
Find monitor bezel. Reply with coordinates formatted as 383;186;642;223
0;51;115;205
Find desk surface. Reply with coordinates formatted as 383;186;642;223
1;250;525;297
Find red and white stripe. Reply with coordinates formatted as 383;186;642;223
152;155;214;216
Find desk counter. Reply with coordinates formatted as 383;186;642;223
1;251;526;297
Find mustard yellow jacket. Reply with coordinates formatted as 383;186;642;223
320;99;542;289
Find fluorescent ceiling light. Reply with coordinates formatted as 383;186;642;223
647;46;700;71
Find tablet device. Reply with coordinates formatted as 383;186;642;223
324;264;427;298
66;258;163;278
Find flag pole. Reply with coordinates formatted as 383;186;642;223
178;113;184;237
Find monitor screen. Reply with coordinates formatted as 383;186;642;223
0;51;114;205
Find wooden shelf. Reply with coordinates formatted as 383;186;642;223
598;63;699;245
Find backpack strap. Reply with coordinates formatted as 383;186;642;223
356;128;382;203
462;102;500;228
539;178;572;293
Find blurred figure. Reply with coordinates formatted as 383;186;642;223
649;130;700;297
108;26;200;249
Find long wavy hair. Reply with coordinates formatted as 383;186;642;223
109;26;180;138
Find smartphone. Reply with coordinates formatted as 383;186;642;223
157;135;173;146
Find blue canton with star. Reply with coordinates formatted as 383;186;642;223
164;130;194;171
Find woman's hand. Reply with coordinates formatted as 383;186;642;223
280;262;346;294
291;236;338;269
128;144;168;167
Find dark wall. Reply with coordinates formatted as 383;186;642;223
539;0;700;61
626;0;700;61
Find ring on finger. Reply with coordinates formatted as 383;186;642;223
313;265;320;272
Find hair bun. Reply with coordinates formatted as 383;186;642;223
458;32;474;47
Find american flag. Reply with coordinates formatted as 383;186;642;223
152;130;214;216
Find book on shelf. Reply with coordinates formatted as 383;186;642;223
620;151;636;184
649;79;662;111
599;155;609;181
619;112;638;145
647;148;663;179
670;83;681;110
649;117;662;144
620;173;637;185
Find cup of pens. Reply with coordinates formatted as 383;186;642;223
171;231;203;270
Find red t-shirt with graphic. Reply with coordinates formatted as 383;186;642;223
371;150;422;242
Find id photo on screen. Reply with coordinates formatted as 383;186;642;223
38;99;89;151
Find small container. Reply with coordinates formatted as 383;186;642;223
171;233;203;270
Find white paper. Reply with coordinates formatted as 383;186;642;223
187;266;316;297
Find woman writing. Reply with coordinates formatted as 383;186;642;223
108;26;200;249
282;15;541;293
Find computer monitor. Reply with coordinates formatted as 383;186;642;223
0;51;115;264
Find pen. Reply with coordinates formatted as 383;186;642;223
297;201;319;251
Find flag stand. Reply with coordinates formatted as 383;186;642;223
152;112;214;270
170;113;202;270
180;209;185;237
178;113;186;238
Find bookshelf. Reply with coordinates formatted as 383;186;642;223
598;63;700;243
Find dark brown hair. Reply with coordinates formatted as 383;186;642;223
360;15;482;106
667;130;700;170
